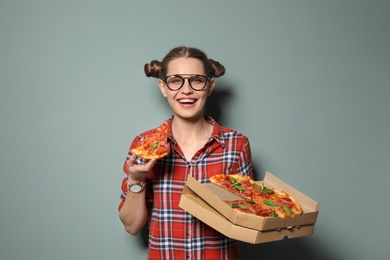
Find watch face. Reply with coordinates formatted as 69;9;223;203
129;184;142;193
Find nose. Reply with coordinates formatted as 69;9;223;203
181;78;193;93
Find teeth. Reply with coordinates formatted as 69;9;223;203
178;99;195;104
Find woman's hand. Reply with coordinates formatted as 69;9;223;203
120;153;153;235
126;153;156;182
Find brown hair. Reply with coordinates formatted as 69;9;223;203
144;46;225;79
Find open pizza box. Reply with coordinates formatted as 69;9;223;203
179;171;319;244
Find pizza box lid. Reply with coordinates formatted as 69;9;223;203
180;171;319;231
179;185;316;244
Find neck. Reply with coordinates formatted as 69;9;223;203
171;116;212;140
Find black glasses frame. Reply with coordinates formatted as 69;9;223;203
162;74;211;91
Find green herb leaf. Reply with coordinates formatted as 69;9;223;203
282;205;294;213
230;177;237;184
233;183;243;192
263;188;274;194
151;142;159;150
252;183;261;191
270;212;279;218
231;203;249;210
263;200;278;207
245;198;255;204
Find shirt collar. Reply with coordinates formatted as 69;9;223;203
207;116;226;148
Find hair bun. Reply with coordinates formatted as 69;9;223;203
209;59;226;78
144;60;162;78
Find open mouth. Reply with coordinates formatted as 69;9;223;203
177;98;196;104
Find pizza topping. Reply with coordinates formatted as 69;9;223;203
260;209;277;217
245;198;255;204
252;183;262;191
263;200;278;207
231;203;249;210
151;142;159;150
231;177;244;192
262;187;274;194
233;183;243;192
277;197;294;208
282;205;294;213
252;183;274;194
240;180;253;189
241;189;252;198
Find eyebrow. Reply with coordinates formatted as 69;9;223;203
165;74;207;77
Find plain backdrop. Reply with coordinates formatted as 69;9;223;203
1;0;389;259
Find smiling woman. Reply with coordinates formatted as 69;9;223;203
118;46;254;259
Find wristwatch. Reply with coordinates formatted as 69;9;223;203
127;182;145;193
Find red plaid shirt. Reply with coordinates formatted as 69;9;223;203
120;116;253;260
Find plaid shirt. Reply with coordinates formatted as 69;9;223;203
120;116;253;260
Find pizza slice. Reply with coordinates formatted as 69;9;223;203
131;121;168;159
250;181;303;218
210;173;303;218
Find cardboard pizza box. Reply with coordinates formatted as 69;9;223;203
179;171;319;244
179;185;316;244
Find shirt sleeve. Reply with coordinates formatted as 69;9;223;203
237;137;253;178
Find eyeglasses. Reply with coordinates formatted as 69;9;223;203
162;74;211;91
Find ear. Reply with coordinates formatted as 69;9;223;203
158;79;168;97
207;78;216;97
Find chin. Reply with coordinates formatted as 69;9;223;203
174;111;203;120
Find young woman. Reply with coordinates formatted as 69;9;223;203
119;46;253;259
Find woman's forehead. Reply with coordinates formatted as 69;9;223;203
166;57;205;75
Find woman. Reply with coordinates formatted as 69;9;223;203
119;46;253;259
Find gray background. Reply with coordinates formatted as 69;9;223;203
1;0;389;259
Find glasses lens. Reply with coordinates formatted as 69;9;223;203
189;75;207;90
166;75;184;90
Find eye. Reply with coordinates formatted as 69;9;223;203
167;76;183;85
191;76;206;84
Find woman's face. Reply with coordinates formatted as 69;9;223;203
158;57;215;121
